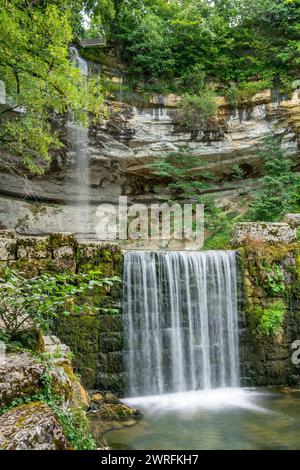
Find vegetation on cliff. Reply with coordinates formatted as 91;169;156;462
249;136;300;222
0;0;105;174
83;0;300;95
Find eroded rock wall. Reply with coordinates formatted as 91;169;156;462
0;88;299;238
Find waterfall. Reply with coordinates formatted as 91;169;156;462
67;46;90;238
123;250;240;397
69;46;88;77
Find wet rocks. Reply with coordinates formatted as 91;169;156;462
89;390;142;420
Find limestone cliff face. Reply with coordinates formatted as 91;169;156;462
0;87;299;236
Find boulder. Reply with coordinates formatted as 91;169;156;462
95;403;142;421
43;335;71;359
71;379;90;410
0;351;72;407
0;353;44;406
0;403;70;450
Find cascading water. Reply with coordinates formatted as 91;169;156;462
123;250;240;397
69;46;88;76
67;46;90;238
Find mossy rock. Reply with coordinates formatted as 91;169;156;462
9;258;50;277
0;402;70;450
96;372;125;395
17;237;50;259
49;233;77;250
10;329;45;353
96;403;142;421
98;352;124;374
99;332;123;353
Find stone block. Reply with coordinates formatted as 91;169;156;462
284;213;300;229
49;232;76;250
0;230;15;239
10;259;49;277
99;332;123;353
0;238;17;261
48;258;76;273
17;236;50;259
98;352;124;374
53;245;75;260
99;314;123;333
232;222;297;246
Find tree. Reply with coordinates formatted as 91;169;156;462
177;89;218;133
92;0;300;89
150;148;228;237
250;136;300;221
116;3;174;78
0;0;104;175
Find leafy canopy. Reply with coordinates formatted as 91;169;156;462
84;0;300;90
0;0;104;174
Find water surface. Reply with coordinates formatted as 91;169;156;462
105;388;300;450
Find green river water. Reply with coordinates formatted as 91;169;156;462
105;388;300;450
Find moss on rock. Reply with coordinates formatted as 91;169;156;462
239;240;300;386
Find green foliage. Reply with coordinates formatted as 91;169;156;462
86;0;300;92
150;148;228;239
0;268;120;335
225;84;239;107
249;136;300;221
237;78;273;102
55;407;96;450
116;4;174;78
263;263;286;297
0;0;105;174
203;226;232;250
151;148;213;200
258;300;287;336
177;90;218;130
177;64;207;94
231;164;245;181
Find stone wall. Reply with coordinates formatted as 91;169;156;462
237;239;300;386
2;228;300;392
0;230;125;394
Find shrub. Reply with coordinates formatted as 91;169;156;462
263;264;285;297
258;300;287;336
177;89;218;131
0;269;120;336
